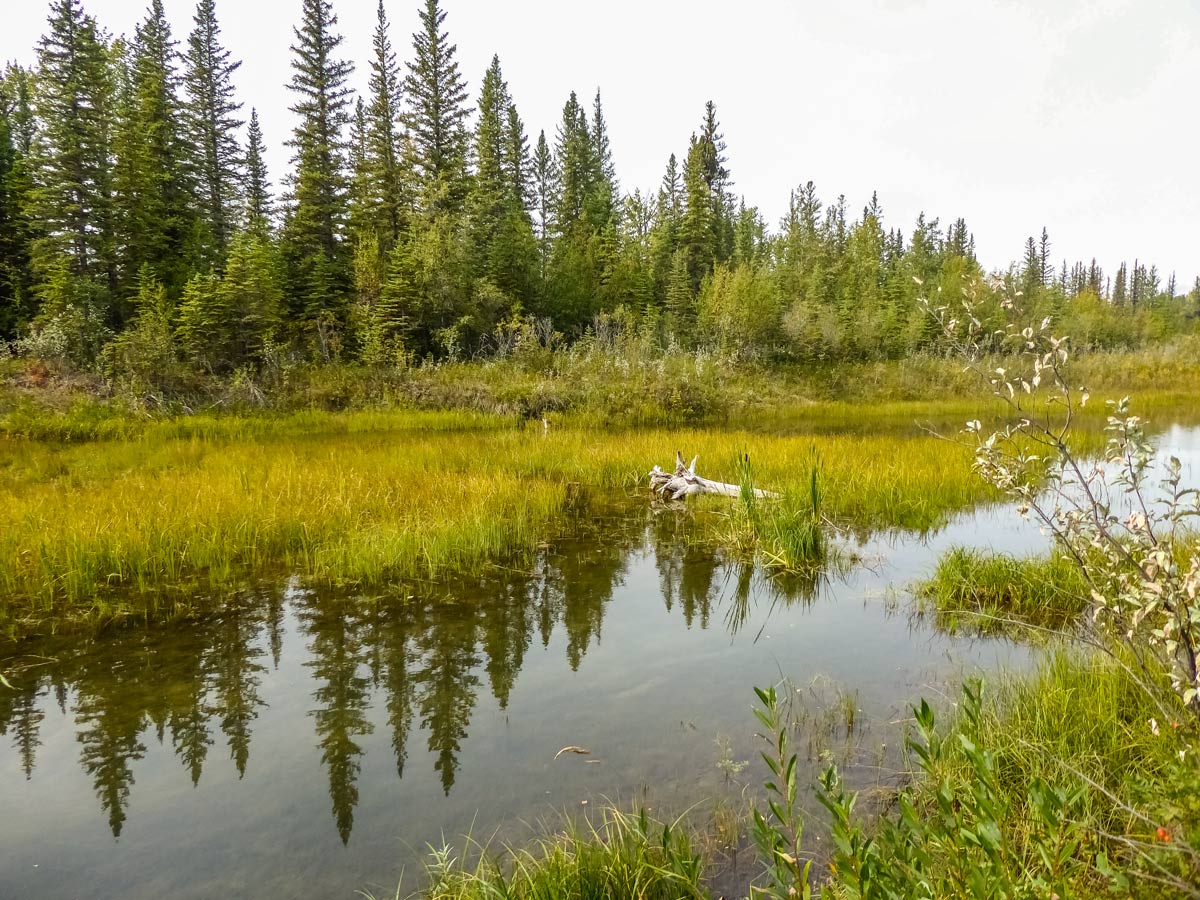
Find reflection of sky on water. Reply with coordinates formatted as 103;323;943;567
1;424;1195;900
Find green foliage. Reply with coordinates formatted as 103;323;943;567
113;0;199;300
103;265;183;394
393;808;707;900
918;548;1090;638
750;684;814;900
29;0;116;295
176;231;281;372
183;0;243;263
281;0;354;331
818;656;1200;899
404;0;471;214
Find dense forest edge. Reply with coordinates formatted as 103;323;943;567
0;0;1197;402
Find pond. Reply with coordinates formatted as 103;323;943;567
1;422;1196;899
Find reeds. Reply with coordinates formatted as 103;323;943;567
917;548;1090;638
381;808;708;900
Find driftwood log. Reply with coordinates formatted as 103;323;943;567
648;452;779;501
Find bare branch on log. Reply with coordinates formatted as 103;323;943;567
648;451;780;501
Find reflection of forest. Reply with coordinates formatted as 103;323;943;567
0;507;819;842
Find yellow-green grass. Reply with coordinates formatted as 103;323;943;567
0;410;998;629
375;808;708;900
917;548;1091;639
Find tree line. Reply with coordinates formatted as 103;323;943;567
0;0;1196;381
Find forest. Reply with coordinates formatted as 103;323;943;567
1;0;1197;391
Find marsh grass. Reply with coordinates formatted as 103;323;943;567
917;548;1090;638
0;411;1003;631
924;652;1200;890
383;808;708;900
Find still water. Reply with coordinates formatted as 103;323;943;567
2;424;1196;900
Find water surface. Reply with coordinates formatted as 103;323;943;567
2;423;1196;899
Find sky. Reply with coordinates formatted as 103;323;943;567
3;0;1198;284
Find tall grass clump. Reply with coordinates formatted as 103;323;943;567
390;808;708;900
725;451;826;572
918;548;1090;637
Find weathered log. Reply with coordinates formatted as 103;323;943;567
648;451;779;501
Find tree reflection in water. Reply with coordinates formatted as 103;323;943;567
0;504;821;842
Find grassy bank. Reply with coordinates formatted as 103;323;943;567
375;809;708;900
4;337;1199;439
0;409;996;633
819;651;1200;899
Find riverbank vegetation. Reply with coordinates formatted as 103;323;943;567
917;548;1090;637
0;409;994;634
2;0;1198;397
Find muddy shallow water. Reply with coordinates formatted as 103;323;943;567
1;423;1196;900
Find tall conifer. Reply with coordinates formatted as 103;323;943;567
282;0;355;326
30;0;115;294
184;0;243;263
403;0;470;213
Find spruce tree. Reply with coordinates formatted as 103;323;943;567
363;0;406;246
531;129;556;275
243;108;272;231
0;75;35;336
184;0;244;263
588;89;616;224
503;105;533;214
30;0;116;295
117;0;198;299
282;0;355;328
553;91;593;234
679;135;714;290
403;0;470;213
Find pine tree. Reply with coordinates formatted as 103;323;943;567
30;0;116;296
363;0;406;246
0;75;35;336
184;0;243;264
116;0;198;299
243;108;272;230
467;55;535;303
403;0;470;213
679;135;714;290
531;129;556;274
503;104;533;213
282;0;355;328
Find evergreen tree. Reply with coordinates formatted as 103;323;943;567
115;0;198;300
1038;226;1052;288
503;105;533;213
531;129;556;274
552;91;593;234
403;0;470;213
1112;261;1128;306
467;55;535;304
588;89;616;224
1021;235;1041;296
30;0;116;296
679;135;714;290
184;0;243;264
243;108;272;230
0;76;35;336
281;0;355;329
363;0;406;246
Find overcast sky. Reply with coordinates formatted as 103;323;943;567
3;0;1198;283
